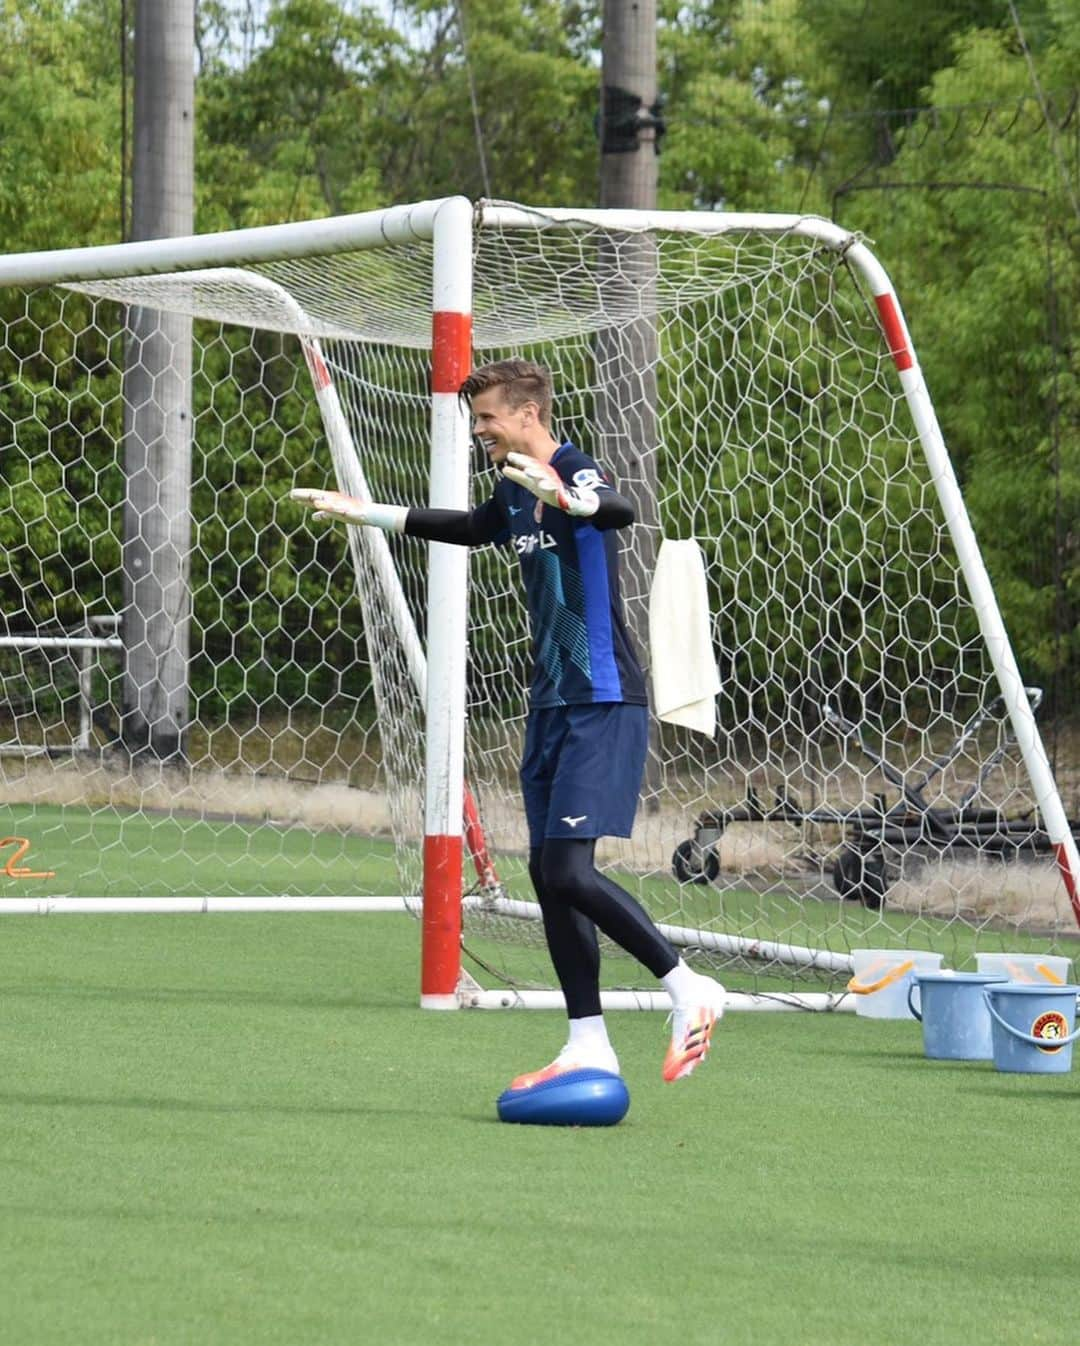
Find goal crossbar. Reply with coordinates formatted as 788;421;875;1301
1;196;1076;1011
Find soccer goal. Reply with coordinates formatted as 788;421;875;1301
0;198;1076;1008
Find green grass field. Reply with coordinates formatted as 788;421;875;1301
5;802;1070;986
0;802;403;898
2;908;1078;1346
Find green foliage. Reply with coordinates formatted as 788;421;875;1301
658;0;834;211
0;302;368;724
0;0;1076;733
0;0;123;250
835;24;1080;712
195;0;597;220
187;325;370;719
197;0;403;223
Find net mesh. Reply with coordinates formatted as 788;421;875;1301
457;212;1076;985
0;275;432;899
0;205;1074;986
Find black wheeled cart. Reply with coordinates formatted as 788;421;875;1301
671;690;1078;909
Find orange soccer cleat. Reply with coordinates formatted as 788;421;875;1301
509;1044;620;1092
662;985;726;1082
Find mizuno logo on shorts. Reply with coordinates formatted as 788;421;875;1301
561;815;588;827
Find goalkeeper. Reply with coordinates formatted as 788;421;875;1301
292;358;726;1085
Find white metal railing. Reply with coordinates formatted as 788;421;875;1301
0;615;121;753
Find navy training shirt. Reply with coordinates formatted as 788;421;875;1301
470;442;648;710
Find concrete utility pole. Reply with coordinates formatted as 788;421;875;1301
599;0;661;211
122;0;195;761
597;0;665;798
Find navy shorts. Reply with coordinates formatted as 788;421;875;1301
520;702;649;849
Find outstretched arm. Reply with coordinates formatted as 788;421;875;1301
290;489;505;546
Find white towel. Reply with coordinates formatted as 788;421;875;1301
648;538;720;737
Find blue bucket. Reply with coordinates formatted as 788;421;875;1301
983;983;1080;1074
907;972;1008;1060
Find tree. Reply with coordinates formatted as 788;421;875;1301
656;0;836;211
0;0;123;251
194;0;598;223
797;0;1015;164
0;0;1075;724
196;0;406;226
835;22;1079;713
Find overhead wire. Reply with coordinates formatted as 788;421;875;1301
1007;0;1080;223
120;0;129;241
454;0;493;200
798;0;872;212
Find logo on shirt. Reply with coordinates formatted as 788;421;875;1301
513;530;557;555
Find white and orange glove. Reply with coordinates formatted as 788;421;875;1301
290;488;407;533
502;452;599;518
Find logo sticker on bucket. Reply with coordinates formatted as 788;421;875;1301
1032;1010;1070;1054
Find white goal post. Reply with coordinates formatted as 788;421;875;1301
0;197;1077;1010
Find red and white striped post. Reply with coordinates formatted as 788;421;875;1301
421;196;474;1007
851;241;1080;925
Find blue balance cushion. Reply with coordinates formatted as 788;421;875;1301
496;1068;630;1127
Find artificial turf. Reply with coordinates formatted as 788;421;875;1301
1;909;1076;1346
0;802;403;898
5;801;1069;993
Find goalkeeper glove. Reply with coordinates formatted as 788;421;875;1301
502;452;599;518
290;488;407;533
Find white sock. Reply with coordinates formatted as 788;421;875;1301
661;959;705;1007
567;1015;613;1055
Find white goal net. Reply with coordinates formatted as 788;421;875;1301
1;200;1076;994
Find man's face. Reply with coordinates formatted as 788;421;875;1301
469;387;534;465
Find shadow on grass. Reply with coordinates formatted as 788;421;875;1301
5;983;408;1012
960;1082;1080;1099
830;1045;1015;1074
466;1113;636;1130
836;1045;926;1060
0;1089;448;1122
839;1050;1080;1087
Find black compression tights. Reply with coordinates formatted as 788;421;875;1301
528;837;679;1020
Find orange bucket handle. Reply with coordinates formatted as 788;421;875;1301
847;958;915;995
1035;963;1066;985
1000;960;1066;985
